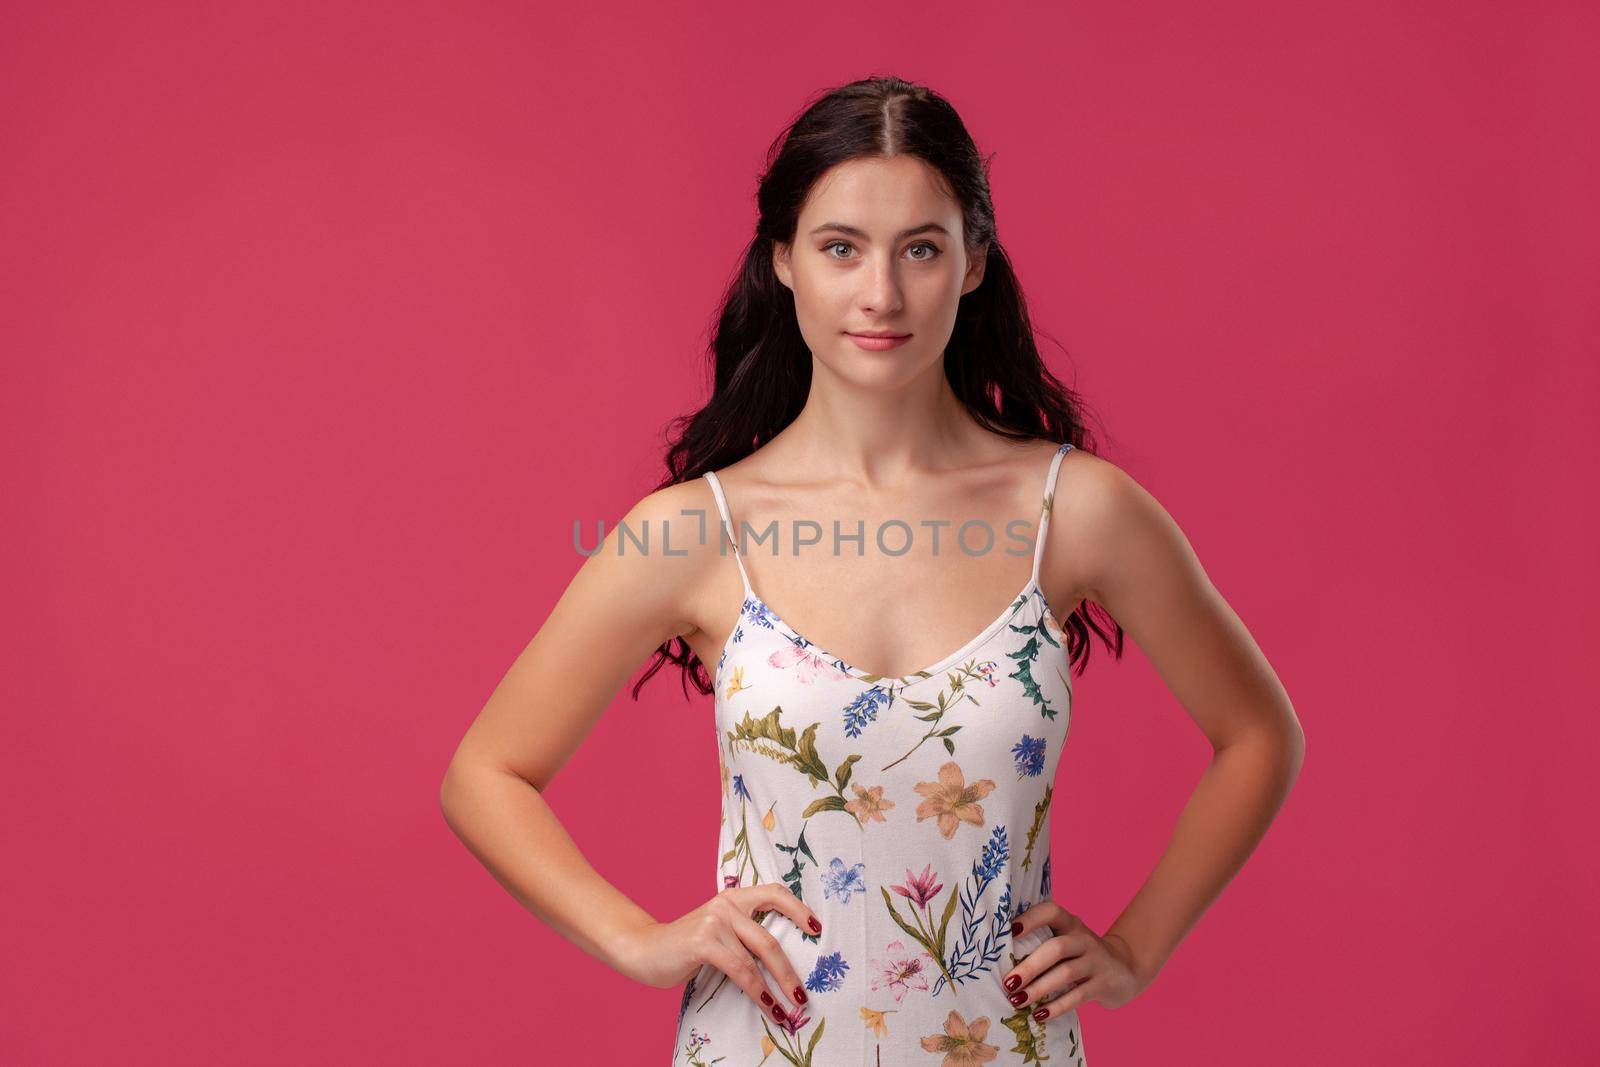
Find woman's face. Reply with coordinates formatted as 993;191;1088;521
773;155;986;387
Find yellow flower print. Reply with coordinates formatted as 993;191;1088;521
719;754;731;798
759;1032;776;1062
1042;601;1065;644
845;783;895;826
860;1005;894;1038
725;664;751;699
919;1009;999;1064
913;761;996;840
762;800;777;832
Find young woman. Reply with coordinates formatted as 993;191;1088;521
440;76;1304;1066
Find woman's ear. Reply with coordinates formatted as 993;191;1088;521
772;240;794;291
961;241;989;296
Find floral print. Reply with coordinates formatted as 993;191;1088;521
822;858;868;903
914;760;998;839
805;951;851;993
870;939;933;1002
920;1010;1000;1065
672;444;1085;1065
844;783;895;826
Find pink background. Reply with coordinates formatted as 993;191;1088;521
4;2;1595;1063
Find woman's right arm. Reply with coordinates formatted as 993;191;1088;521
437;482;819;1016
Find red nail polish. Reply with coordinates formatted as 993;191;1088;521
1003;975;1021;992
760;991;773;1005
1032;1007;1049;1022
1010;920;1022;936
1008;990;1027;1006
793;986;808;1005
808;916;822;933
773;1004;787;1022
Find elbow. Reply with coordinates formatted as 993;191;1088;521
438;758;539;827
438;760;474;826
1279;724;1306;785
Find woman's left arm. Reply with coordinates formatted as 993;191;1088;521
1068;457;1306;992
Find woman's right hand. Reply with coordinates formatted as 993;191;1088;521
616;883;823;1021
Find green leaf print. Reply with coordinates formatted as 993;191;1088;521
1001;1004;1051;1063
880;661;988;771
727;708;802;765
1006;614;1061;720
833;753;861;792
760;1012;827;1066
935;879;961;953
804;1017;825;1062
1019;785;1053;873
794;721;830;786
727;707;863;825
880;886;927;944
801;794;847;818
775;822;822;944
878;886;961;995
760;1017;803;1067
722;789;762;888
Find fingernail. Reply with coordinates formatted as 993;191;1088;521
1010;920;1022;936
1003;974;1021;992
773;1004;787;1022
808;916;822;933
793;985;808;1005
1008;990;1027;1006
1032;1007;1049;1022
760;991;773;1006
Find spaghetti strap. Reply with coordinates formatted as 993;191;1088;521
702;471;753;598
1030;441;1075;587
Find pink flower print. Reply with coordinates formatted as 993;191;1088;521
975;660;1000;687
890;863;945;909
776;1005;812;1037
767;639;852;684
869;939;932;1003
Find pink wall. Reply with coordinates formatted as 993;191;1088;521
3;2;1595;1063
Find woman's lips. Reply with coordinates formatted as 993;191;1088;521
846;332;912;351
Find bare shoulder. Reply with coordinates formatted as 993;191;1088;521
1045;447;1304;748
1043;447;1171;607
591;475;730;641
442;476;731;788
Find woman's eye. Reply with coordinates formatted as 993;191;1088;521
822;241;942;261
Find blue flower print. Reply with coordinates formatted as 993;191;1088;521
821;857;867;903
804;951;849;993
842;685;893;738
1011;734;1045;778
741;597;777;630
974;825;1010;883
732;775;752;802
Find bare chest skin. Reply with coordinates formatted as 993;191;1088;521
681;446;1088;684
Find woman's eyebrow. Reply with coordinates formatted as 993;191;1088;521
809;222;950;240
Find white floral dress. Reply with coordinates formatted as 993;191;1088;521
672;443;1084;1067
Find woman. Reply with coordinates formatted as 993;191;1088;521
440;76;1304;1066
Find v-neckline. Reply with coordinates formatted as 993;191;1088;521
720;579;1053;688
706;443;1071;690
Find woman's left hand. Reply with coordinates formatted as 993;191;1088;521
1000;900;1149;1021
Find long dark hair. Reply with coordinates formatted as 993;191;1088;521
633;75;1123;700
